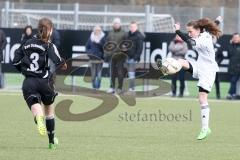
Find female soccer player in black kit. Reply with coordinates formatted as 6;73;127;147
12;18;67;149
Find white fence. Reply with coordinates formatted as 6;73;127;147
0;2;174;33
0;1;240;34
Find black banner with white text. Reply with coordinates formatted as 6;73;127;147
1;28;232;80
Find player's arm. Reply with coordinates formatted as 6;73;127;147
174;23;196;49
48;43;67;70
12;42;33;72
214;16;223;26
175;31;196;49
12;46;24;72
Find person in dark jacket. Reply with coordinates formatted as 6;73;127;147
51;28;61;49
168;35;188;97
49;28;61;74
105;18;127;94
126;21;144;91
86;25;105;90
21;25;33;44
0;29;7;88
214;40;224;99
226;33;240;99
213;16;224;99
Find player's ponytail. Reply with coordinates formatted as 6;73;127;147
38;18;53;43
187;18;221;38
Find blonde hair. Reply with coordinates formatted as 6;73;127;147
93;25;102;32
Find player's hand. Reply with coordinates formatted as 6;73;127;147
61;63;67;70
216;16;223;23
174;23;181;31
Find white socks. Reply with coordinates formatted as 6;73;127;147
201;104;210;130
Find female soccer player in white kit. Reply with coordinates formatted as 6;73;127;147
159;18;221;140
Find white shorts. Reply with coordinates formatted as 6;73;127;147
189;61;216;92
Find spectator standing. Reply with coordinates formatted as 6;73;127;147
168;35;188;97
126;21;144;92
86;25;105;90
213;40;224;99
105;18;127;94
226;33;240;99
0;29;7;88
49;28;61;73
21;25;33;44
51;28;61;49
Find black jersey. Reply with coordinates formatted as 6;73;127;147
12;37;64;78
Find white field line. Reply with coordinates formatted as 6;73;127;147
0;91;239;103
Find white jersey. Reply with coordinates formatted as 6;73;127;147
192;31;219;72
175;29;220;92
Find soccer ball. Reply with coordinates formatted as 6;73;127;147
162;58;182;75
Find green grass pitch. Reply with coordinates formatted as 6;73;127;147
0;91;240;160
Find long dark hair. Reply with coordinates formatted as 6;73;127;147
38;18;53;43
23;25;32;35
187;18;221;38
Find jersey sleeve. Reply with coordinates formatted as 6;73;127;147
12;46;24;66
12;45;32;72
175;30;196;49
12;46;24;72
48;43;65;66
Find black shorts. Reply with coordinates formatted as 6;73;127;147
22;75;57;109
198;86;209;93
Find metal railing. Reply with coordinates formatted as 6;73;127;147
0;1;240;34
